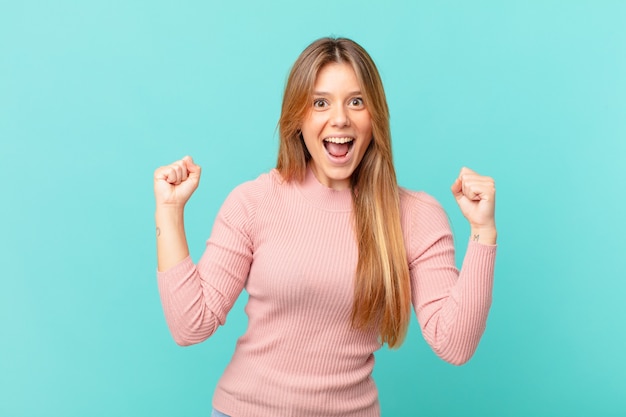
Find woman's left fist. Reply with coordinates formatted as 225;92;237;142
450;167;496;231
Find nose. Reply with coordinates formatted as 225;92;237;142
330;105;350;127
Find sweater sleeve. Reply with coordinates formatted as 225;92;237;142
157;176;267;346
404;191;496;365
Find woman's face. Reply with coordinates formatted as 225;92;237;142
300;62;373;190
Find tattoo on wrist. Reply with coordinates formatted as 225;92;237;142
156;227;161;237
473;234;480;242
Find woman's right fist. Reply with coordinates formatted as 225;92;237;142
153;156;201;207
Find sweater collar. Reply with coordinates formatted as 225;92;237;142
294;165;353;212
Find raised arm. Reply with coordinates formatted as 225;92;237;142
154;159;255;346
409;167;497;365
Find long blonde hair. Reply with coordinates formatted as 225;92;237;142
277;38;411;348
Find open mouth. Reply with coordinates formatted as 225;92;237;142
323;137;354;158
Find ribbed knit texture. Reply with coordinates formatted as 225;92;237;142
157;167;496;417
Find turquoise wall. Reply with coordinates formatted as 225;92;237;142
1;1;624;416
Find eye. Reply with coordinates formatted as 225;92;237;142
349;97;364;107
313;98;328;109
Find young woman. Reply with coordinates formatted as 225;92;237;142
154;37;497;417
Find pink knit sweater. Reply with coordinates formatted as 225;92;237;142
157;167;496;417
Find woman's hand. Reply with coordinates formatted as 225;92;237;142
450;167;497;244
154;156;202;208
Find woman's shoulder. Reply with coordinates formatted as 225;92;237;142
218;169;293;234
222;169;290;212
399;187;445;211
398;187;451;230
229;168;282;196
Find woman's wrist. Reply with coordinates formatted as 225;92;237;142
469;226;497;245
155;205;190;271
155;202;186;216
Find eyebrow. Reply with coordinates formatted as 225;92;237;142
313;90;363;96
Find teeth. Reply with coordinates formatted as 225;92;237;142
324;137;354;144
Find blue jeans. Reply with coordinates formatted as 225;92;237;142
211;409;230;417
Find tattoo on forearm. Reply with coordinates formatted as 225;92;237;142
473;234;480;242
156;227;161;237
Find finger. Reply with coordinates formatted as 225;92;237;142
458;168;489;190
459;166;478;177
170;163;181;184
165;162;186;185
462;178;496;202
173;159;193;183
450;177;463;198
463;182;483;201
183;156;201;177
183;155;194;166
454;167;479;199
177;159;189;182
154;165;179;184
166;165;182;185
155;157;198;186
154;166;170;181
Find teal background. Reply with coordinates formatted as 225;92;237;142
1;0;624;416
